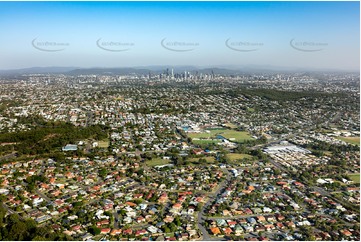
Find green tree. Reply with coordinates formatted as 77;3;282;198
88;226;101;235
163;226;170;233
174;216;181;227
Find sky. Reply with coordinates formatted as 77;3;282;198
0;1;359;71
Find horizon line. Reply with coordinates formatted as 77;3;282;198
0;65;359;73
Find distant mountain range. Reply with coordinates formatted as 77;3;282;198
0;67;77;75
0;66;249;76
0;65;358;76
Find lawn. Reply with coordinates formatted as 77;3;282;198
323;151;333;156
347;173;360;183
226;153;253;161
337;136;360;145
220;130;253;142
192;139;219;145
146;158;170;167
188;129;253;143
98;139;110;148
188;156;215;163
309;149;333;157
247;107;255;113
187;132;214;139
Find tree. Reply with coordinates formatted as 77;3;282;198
174;217;181;227
196;203;203;212
98;168;108;179
199;158;207;163
169;222;177;232
119;209;127;216
163;226;170;233
88;226;101;235
34;227;49;238
32;235;48;241
72;201;83;208
7;220;28;240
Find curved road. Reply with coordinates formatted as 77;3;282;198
197;168;231;241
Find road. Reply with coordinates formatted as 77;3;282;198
35;189;51;203
268;152;358;211
113;210;119;229
86;111;94;127
204;211;302;220
311;186;359;212
197;168;231;241
0;202;27;221
268;151;359;215
327;111;342;125
1;202;16;215
250;134;360;225
0;152;17;161
268;159;288;173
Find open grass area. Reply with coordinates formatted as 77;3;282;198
192;139;219;145
247;107;255;113
146;158;170;167
188;156;215;163
226;153;253;161
187;132;213;139
188;129;253;143
114;96;124;101
221;130;253;142
347;173;360;183
337;136;360;145
323;151;333;156
309;149;333;157
98;139;110;148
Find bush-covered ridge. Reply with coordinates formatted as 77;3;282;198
0;118;108;156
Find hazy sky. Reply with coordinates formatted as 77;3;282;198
0;1;359;71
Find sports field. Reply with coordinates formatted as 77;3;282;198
188;129;253;143
221;130;253;142
192;139;219;145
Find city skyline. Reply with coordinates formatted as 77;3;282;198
0;1;359;71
